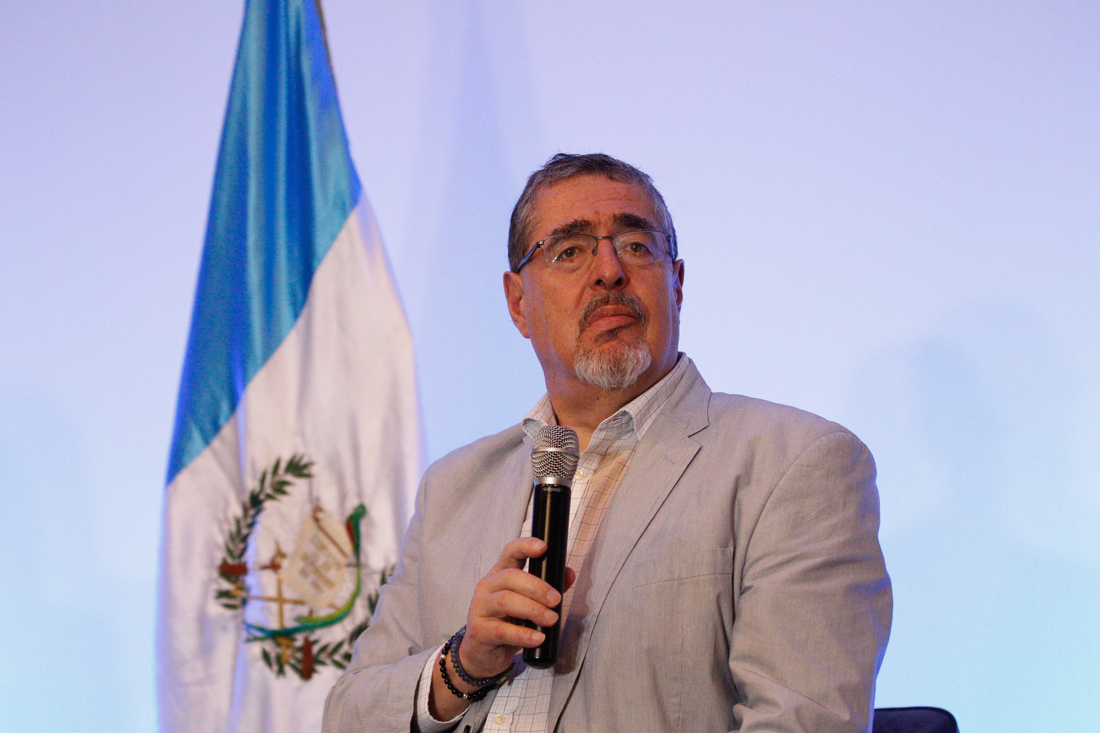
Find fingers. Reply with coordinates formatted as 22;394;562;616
563;566;577;593
462;583;549;678
468;613;546;650
474;568;560;626
458;539;568;679
483;537;562;620
491;536;548;572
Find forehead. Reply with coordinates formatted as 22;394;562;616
530;175;657;238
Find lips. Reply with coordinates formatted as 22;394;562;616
587;307;637;329
578;293;648;335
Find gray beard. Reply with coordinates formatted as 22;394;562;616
574;339;652;391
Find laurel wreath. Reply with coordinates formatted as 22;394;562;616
213;453;391;680
215;454;312;610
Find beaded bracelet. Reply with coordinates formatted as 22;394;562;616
438;641;489;702
450;626;514;688
437;626;512;701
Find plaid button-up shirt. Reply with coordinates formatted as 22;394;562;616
417;356;689;733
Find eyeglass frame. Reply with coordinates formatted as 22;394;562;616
512;229;674;274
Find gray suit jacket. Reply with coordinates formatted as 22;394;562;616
323;360;891;732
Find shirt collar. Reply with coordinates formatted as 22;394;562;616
521;353;689;445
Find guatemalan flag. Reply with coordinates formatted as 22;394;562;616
157;1;422;731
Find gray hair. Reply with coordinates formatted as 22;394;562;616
508;153;678;273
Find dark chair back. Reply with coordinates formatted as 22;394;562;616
872;706;959;733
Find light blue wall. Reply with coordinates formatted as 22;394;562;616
1;2;1096;731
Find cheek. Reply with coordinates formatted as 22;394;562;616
531;292;577;337
644;282;680;342
524;296;564;349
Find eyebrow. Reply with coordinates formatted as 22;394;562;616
613;212;658;231
548;218;595;237
547;213;659;238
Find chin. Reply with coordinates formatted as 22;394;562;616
574;339;653;391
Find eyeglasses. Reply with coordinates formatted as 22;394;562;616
514;230;672;273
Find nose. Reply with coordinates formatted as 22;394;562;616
589;236;626;289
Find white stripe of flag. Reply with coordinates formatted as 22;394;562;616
156;2;422;731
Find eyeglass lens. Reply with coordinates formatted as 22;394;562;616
544;231;665;270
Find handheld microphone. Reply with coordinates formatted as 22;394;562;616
523;425;580;669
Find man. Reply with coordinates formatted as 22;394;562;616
324;154;891;732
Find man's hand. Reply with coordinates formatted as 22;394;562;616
428;537;575;720
463;537;576;676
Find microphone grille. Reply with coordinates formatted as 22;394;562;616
533;424;580;454
531;425;580;481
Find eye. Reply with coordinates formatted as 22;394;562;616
617;232;657;261
546;234;591;265
553;246;581;262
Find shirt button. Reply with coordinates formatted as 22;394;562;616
575;470;585;480
494;714;507;725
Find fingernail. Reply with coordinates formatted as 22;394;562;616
547;590;561;605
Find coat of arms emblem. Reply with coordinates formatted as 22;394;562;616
214;454;391;680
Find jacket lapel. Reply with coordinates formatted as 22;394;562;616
548;362;711;728
478;431;535;579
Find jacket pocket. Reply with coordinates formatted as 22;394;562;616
629;547;734;588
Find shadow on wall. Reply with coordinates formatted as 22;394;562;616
402;0;545;461
843;299;1100;732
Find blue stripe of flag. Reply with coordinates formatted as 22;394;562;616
167;0;361;484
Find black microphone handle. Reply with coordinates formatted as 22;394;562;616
523;481;570;669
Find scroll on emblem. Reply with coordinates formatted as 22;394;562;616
279;506;354;611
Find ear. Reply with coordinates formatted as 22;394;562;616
503;271;531;339
672;259;685;311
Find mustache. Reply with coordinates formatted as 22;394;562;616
578;292;648;332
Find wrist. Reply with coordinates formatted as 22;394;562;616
428;648;474;721
451;626;514;688
437;628;511;703
440;654;479;695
